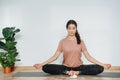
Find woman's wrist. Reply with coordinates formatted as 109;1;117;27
99;63;104;68
40;63;44;66
41;63;47;66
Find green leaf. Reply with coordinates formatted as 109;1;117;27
13;52;18;57
0;38;5;40
6;41;17;50
2;27;12;39
16;59;21;61
8;49;17;54
2;27;18;41
2;62;5;68
7;56;12;63
0;41;7;51
14;29;20;33
11;27;15;30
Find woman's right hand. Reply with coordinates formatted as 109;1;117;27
33;64;42;69
103;64;111;69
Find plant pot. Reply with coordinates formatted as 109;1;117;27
4;67;11;74
11;63;15;72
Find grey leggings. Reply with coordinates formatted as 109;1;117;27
42;64;104;75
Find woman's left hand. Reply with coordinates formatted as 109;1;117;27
33;64;42;69
103;64;111;69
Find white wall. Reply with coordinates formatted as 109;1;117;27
0;0;120;66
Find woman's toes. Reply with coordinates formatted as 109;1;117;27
73;71;79;75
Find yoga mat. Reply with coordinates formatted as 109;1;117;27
13;72;120;78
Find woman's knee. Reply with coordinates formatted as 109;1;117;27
96;65;104;73
42;64;65;75
42;64;49;72
42;64;62;71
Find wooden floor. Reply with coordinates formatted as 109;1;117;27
0;67;120;80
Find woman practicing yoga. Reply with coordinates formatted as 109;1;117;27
34;20;111;76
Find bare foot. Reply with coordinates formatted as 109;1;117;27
66;71;73;76
73;71;80;75
66;71;80;76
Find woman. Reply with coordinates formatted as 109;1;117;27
34;20;111;76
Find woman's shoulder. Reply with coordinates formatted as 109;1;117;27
80;39;87;46
60;38;66;41
80;39;85;44
81;39;84;42
59;37;67;43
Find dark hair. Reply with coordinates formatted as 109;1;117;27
66;20;81;44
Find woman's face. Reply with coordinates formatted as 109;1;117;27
67;24;77;36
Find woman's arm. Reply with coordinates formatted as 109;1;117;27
41;51;61;66
34;40;63;69
33;51;61;69
83;51;111;69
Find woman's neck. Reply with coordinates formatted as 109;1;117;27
67;35;76;40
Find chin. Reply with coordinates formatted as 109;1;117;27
69;34;75;36
70;34;75;36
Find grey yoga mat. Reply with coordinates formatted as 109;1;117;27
13;72;120;78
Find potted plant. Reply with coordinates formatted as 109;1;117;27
0;27;20;73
